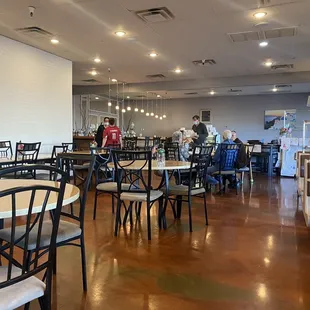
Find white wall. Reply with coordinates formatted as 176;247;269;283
0;35;72;153
124;93;310;143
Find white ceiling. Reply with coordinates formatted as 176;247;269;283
1;0;310;98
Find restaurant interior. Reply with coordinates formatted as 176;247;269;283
1;0;310;309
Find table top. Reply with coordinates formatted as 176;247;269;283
0;180;80;219
57;150;108;158
0;154;52;165
108;160;191;171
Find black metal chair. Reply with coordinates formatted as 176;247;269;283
0;156;95;292
92;147;119;219
0;164;67;309
0;141;12;158
165;142;180;161
212;143;240;194
153;137;161;146
62;142;76;152
162;146;210;232
236;144;255;186
111;150;164;240
123;137;138;150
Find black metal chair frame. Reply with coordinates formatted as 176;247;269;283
123;137;138;151
162;146;211;232
62;142;76;152
111;150;164;240
0;140;12;158
165;142;180;161
0;164;67;309
92;147;116;219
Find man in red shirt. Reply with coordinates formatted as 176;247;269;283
102;118;122;148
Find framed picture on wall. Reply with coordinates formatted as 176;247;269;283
200;110;212;123
264;109;296;130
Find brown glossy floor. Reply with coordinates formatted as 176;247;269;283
25;175;310;310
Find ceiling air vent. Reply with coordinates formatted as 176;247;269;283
192;59;216;66
146;74;166;79
136;95;147;98
228;89;242;93
264;27;297;39
15;26;53;39
228;31;260;42
184;92;198;95
82;79;100;83
271;64;294;70
135;7;174;23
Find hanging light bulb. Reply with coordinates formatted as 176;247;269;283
146;112;150;116
122;108;126;113
115;77;119;110
150;112;154;116
155;115;159;118
134;107;139;112
122;83;126;113
108;101;112;106
141;94;145;113
127;106;131;111
116;105;119;110
150;99;154;116
108;69;112;108
141;109;145;113
160;116;163;120
163;114;167;118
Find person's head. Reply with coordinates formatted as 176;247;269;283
223;130;232;141
109;118;115;126
104;117;109;127
192;115;200;126
231;130;237;141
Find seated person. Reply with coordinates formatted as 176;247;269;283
232;130;248;168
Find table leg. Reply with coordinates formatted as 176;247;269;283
268;146;273;177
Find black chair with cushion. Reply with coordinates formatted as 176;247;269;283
212;143;240;194
0;141;12;158
0;164;67;309
111;150;164;240
0;156;95;292
162;145;209;232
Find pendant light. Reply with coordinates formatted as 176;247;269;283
163;94;167;118
155;97;159;118
141;94;145;113
159;97;163;120
121;83;126;113
115;78;119;110
150;99;154;117
126;84;131;111
146;92;150;116
134;100;139;112
108;68;112;107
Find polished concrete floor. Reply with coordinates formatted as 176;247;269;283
25;175;310;310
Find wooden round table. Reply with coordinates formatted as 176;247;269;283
0;180;80;221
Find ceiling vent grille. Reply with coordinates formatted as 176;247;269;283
15;26;53;39
82;79;100;83
184;92;198;95
264;27;297;39
136;95;147;98
228;89;242;93
271;64;294;70
228;31;260;42
192;59;216;66
135;7;174;23
146;74;166;79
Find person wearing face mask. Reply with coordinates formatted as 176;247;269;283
95;117;109;147
192;115;208;146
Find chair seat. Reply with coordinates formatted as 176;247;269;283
96;182;132;192
0;220;81;251
0;266;45;310
236;167;250;172
163;184;205;196
73;163;90;170
212;170;235;175
121;190;163;202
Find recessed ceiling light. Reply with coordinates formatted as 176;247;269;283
259;41;268;47
115;31;126;37
149;52;158;57
111;78;117;82
264;61;273;67
209;90;215;95
108;101;112;106
95;96;99;100
272;87;278;92
94;58;101;63
174;68;182;74
50;38;59;44
254;12;267;19
90;70;98;76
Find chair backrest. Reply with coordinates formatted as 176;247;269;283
189;145;213;190
153;137;161;146
15;142;41;164
0;141;12;158
90;147;114;184
218;143;240;171
144;137;151;149
58;153;95;230
0;165;67;293
123;137;137;150
51;145;68;163
62;142;76;152
111;150;152;200
164;142;180;161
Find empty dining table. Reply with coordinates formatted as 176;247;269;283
0;153;52;166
